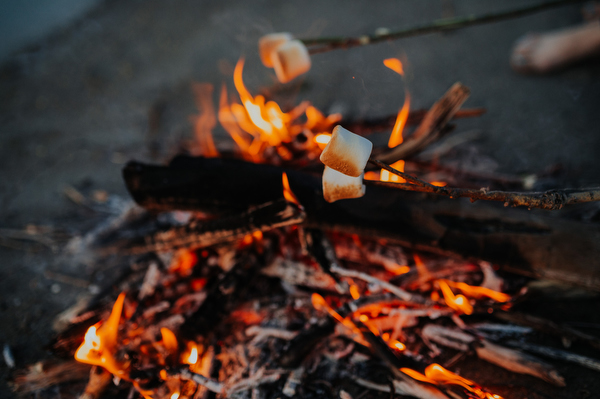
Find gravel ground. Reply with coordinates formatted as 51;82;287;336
1;1;599;398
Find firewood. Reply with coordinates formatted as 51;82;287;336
342;108;485;136
79;366;112;399
11;360;91;393
374;82;470;163
505;340;600;373
422;324;566;386
97;199;305;255
495;311;600;350
123;156;600;291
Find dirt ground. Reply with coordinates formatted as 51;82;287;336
1;1;600;398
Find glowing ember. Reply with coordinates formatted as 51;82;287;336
430;181;447;187
402;364;503;399
438;280;473;315
442;279;511;303
75;292;128;376
171;392;180;399
390;339;406;351
312;293;360;334
170;249;198;275
349;284;361;300
282;172;300;205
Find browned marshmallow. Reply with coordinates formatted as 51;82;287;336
259;32;293;68
322;166;366;203
320;125;373;177
272;40;311;83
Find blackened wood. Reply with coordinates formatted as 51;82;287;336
97;199;305;254
374;82;471;163
123;156;600;291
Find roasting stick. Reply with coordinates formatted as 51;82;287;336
365;159;600;210
300;0;586;55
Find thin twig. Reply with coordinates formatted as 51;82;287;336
170;368;224;393
367;159;600;210
301;0;585;54
369;159;435;188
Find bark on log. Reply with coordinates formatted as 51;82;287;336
123;156;600;290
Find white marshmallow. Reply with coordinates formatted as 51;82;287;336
272;40;311;84
322;166;366;203
320;125;373;177
259;32;293;68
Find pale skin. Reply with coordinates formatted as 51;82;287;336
511;19;600;74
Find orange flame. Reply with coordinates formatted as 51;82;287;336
384;58;410;149
438;280;473;315
383;58;404;76
314;133;331;150
75;292;128;376
401;364;503;399
220;58;340;160
191;83;219;157
160;327;178;354
442;280;510;303
183;342;200;365
312;293;360;334
282;172;300;205
413;254;431;280
380;160;406;183
388;93;410;148
430;181;447;187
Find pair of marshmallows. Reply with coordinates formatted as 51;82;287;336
320;126;373;203
259;33;311;84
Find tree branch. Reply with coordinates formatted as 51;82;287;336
301;0;586;54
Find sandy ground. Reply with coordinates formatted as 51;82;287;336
1;0;599;398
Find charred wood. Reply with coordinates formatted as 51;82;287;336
124;156;600;291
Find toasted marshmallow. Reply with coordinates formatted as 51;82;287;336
323;166;366;203
272;40;311;84
259;32;293;68
320;125;373;177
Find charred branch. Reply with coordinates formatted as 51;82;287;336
96;199;305;255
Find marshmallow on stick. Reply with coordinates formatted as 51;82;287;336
259;32;293;68
322;166;366;203
272;40;311;84
320;125;373;177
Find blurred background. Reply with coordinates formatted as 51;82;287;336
0;1;599;398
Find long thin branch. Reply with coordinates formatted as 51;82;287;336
301;0;585;54
367;159;600;210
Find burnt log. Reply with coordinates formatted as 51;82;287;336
123;156;600;290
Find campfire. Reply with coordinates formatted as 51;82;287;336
10;21;600;399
